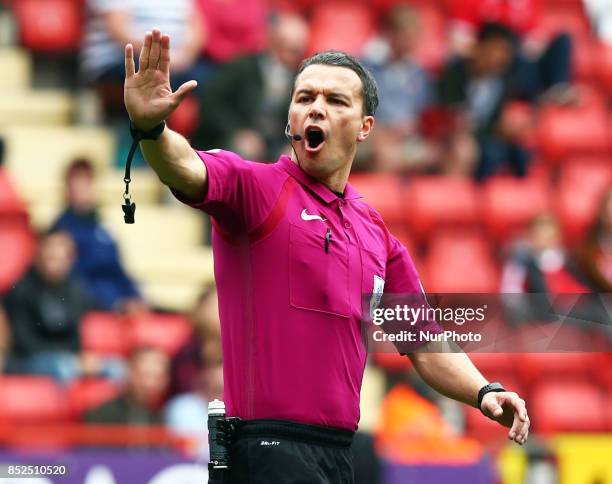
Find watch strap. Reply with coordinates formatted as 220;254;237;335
478;382;506;413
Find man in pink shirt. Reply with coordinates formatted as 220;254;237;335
124;29;530;483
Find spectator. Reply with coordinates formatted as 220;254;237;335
439;23;531;180
501;214;591;321
169;282;221;396
81;0;205;117
578;188;612;292
4;229;94;383
362;5;439;174
52;158;145;313
165;361;223;459
502;214;590;294
447;0;575;104
197;0;268;75
86;346;170;425
194;13;309;162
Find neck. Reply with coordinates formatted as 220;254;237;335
289;153;352;193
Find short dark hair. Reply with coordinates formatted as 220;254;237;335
65;157;95;181
294;51;379;116
477;22;515;44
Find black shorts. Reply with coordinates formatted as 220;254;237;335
210;419;355;484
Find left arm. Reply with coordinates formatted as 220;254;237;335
408;340;530;445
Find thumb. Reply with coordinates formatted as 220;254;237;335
172;80;198;104
483;397;504;417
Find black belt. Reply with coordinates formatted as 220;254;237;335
235;419;355;448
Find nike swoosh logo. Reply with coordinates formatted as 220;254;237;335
301;209;326;222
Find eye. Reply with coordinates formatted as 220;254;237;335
330;98;347;106
297;96;312;103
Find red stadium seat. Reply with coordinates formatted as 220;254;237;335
14;0;82;53
423;230;499;293
537;101;610;162
595;43;612;92
167;95;200;138
466;353;515;378
0;376;71;423
555;158;612;244
81;312;128;356
482;176;551;240
531;379;607;433
67;378;123;418
404;176;480;241
128;312;193;356
539;3;591;41
307;3;376;57
349;173;405;224
0;169;27;220
0;220;35;294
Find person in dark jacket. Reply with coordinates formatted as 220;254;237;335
439;22;531;180
5;229;90;382
194;13;309;161
52;158;145;313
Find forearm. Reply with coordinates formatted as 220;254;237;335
140;127;206;200
408;341;488;408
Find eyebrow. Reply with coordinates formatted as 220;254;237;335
295;89;351;102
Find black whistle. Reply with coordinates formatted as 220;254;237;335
122;200;136;224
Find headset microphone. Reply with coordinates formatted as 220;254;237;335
285;124;302;141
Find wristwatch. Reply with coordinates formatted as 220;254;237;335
477;382;506;414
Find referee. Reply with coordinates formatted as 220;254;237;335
124;29;530;483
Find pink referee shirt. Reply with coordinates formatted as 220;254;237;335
174;150;440;431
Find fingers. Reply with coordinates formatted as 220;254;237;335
125;44;135;78
503;394;529;445
148;29;162;70
509;414;530;445
158;34;171;74
172;80;198;104
139;31;152;71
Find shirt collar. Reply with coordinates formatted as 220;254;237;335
278;155;362;204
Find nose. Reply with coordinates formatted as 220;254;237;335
308;96;326;120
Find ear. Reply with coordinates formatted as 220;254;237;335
357;116;375;142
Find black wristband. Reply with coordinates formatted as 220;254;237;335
129;120;166;141
477;382;506;413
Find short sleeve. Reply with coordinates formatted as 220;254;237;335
384;233;443;352
170;149;275;232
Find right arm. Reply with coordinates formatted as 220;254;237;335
124;29;206;200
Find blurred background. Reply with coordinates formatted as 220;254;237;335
0;0;610;483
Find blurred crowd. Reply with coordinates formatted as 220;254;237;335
0;0;611;472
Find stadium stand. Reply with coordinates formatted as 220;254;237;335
0;376;71;423
0;1;609;479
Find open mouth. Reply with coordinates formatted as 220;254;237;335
305;126;326;152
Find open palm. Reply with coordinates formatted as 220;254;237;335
124;29;197;131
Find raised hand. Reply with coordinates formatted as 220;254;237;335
124;29;197;131
481;391;530;445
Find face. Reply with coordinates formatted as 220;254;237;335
288;64;374;182
66;171;96;213
129;348;170;406
36;232;75;284
271;16;309;70
531;217;561;251
476;37;513;75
